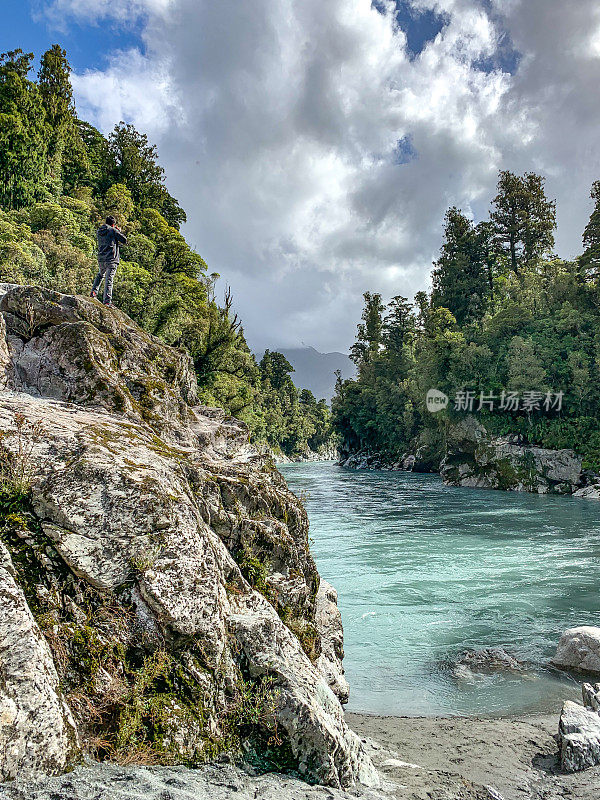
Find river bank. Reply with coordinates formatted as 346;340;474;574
337;416;600;499
2;710;598;800
275;446;339;463
348;710;600;800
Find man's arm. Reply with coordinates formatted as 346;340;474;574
113;228;127;245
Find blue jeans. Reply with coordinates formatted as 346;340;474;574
91;261;118;304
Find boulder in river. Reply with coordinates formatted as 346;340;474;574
451;648;528;681
552;627;600;674
573;484;600;500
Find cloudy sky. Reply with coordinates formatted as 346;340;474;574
6;1;600;352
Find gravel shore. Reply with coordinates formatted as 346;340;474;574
2;711;600;800
348;710;600;800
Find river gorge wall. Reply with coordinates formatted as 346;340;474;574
338;416;600;499
0;286;376;788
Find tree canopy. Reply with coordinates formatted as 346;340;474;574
333;170;600;469
0;44;334;459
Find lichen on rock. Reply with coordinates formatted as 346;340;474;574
0;286;376;789
0;540;79;782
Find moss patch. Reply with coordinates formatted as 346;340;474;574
0;485;292;771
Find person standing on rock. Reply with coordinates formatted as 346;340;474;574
90;216;127;308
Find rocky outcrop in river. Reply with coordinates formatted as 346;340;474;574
338;416;600;500
0;286;376;788
275;443;339;464
552;627;600;675
439;417;587;495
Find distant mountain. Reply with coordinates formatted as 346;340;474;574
278;346;356;402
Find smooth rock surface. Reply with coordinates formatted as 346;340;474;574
559;700;600;772
314;580;350;704
552;627;600;674
0;543;79;781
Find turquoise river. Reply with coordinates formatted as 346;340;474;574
279;462;600;717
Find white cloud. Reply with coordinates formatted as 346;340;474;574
62;0;600;352
42;0;173;24
71;49;181;135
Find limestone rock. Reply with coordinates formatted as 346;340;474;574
0;314;9;390
338;451;383;470
275;444;339;463
583;682;600;712
0;543;80;781
228;591;378;787
0;393;369;787
0;287;374;788
338;434;440;474
314;580;350;704
559;700;600;772
574;484;600;501
440;417;583;495
0;285;199;445
452;648;527;681
552;626;600;674
0;284;19;303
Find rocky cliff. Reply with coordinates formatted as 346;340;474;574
339;416;600;500
0;286;376;788
439;417;594;496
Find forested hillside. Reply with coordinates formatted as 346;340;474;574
333;171;600;469
0;45;332;457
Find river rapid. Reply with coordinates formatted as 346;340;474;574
279;462;600;717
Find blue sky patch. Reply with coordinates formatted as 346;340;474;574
372;0;449;57
394;135;417;165
473;0;521;74
1;0;143;74
474;49;520;75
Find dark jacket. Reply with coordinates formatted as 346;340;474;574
97;224;127;264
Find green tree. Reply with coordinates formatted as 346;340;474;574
38;46;74;137
38;46;92;195
140;208;206;277
382;295;416;378
491;171;556;275
259;350;295;392
506;336;547;392
350;292;384;367
383;296;415;351
108;122;186;228
581;180;600;280
431;207;489;324
72;119;113;192
0;50;49;209
104;183;134;227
